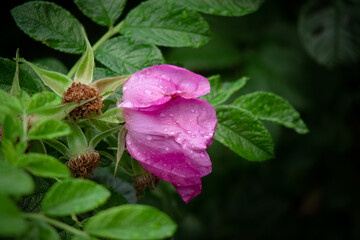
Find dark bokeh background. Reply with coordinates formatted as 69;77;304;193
1;0;360;239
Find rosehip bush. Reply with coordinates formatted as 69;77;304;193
0;0;308;239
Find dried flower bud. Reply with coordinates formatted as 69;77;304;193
133;170;159;197
67;151;100;178
62;82;104;118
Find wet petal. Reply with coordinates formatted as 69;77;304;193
119;65;210;109
174;184;202;204
124;97;217;202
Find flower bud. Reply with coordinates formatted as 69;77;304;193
66;151;100;178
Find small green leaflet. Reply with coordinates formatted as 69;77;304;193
91;108;124;124
89;127;119;149
67;120;89;156
28;119;71;140
22;59;72;96
84;205;177;240
233;91;309;134
11;1;86;53
0;160;34;196
121;0;211;47
114;126;127;177
74;32;94;85
74;0;126;27
27;92;62;114
215;105;274;161
18;220;60;240
19;153;71;179
0;194;27;237
176;0;264;16
95;36;164;75
10;49;21;97
41;179;111;216
202;75;248;106
91;75;130;99
0;57;38;93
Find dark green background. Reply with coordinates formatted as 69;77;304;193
1;0;359;239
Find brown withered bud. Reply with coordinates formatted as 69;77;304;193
67;152;100;178
133;170;159;198
62;82;104;118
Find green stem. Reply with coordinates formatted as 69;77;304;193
22;111;28;143
67;21;124;78
71;214;83;228
24;213;89;238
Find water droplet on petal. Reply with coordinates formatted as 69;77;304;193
165;147;169;151
200;153;205;157
169;113;174;117
146;135;152;140
161;74;171;81
144;89;152;95
164;128;168;132
187;130;192;134
191;109;195;113
160;113;166;117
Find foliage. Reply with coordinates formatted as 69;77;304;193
0;0;319;239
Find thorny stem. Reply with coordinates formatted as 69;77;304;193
24;213;89;238
67;21;124;78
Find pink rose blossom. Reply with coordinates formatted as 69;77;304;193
118;65;217;203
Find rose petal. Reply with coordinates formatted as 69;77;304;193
174;184;202;204
124;97;217;202
119;65;210;109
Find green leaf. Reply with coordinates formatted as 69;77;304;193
19;153;71;179
233;91;309;134
74;33;94;85
0;160;34;196
91;108;124;124
115;126;127;177
19;219;60;240
67;121;88;156
0;57;39;94
27;92;62;114
96;188;128;212
202;75;248;106
0;194;27;237
10;49;21;97
89;127;119;149
93;67;119;80
95;36;164;75
41;179;111;216
74;0;126;26
30;99;93;122
175;0;264;16
299;0;360;67
91;75;130;99
1;114;24;145
0;88;23;113
43;139;69;156
28;119;71;140
215;105;274;161
121;0;211;47
33;58;68;74
84;205;177;239
23;60;73;96
11;1;86;53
